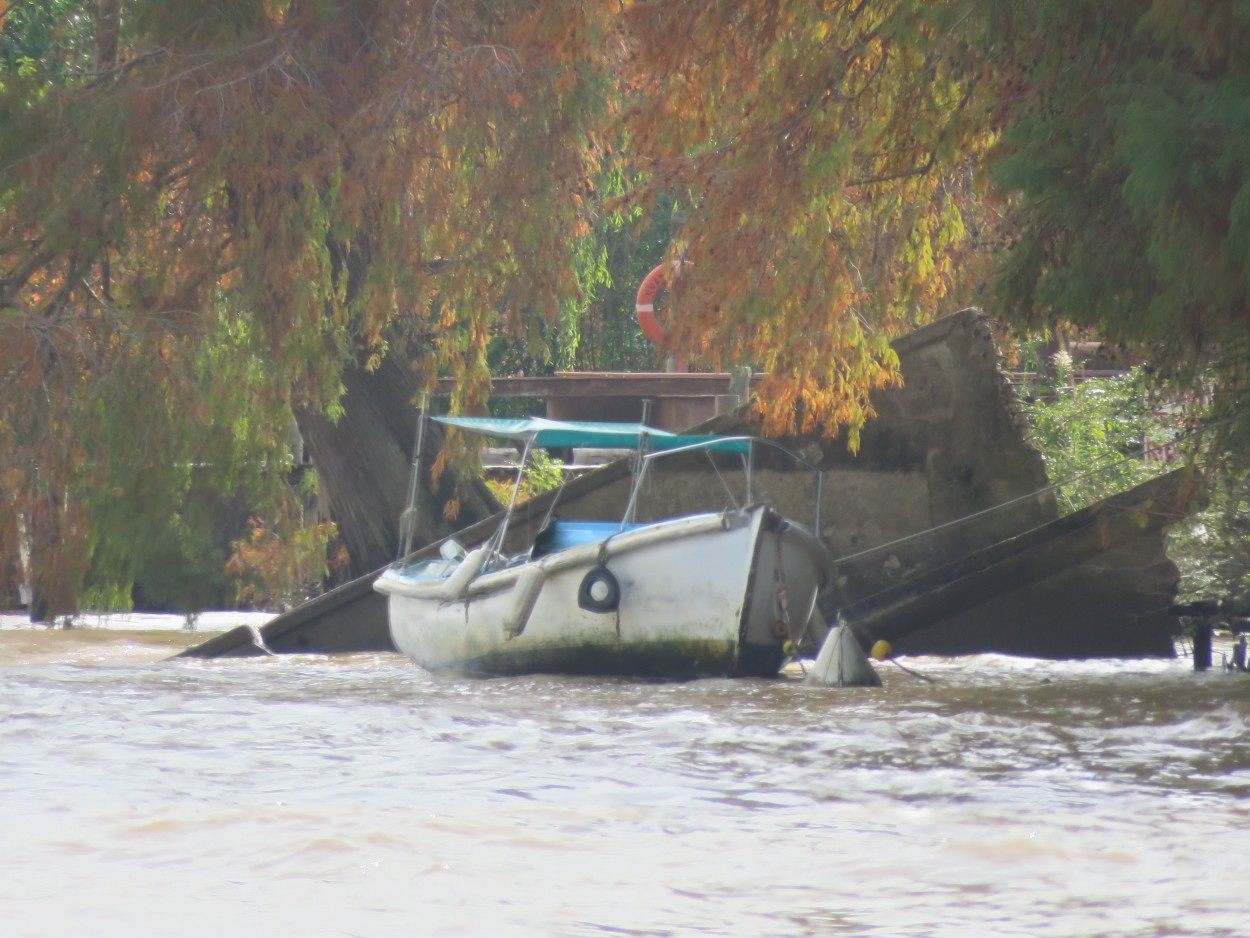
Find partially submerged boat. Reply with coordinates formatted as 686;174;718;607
374;416;836;678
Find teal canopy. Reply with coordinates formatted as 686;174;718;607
432;416;749;453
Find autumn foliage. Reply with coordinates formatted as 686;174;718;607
3;1;1247;615
225;516;346;611
1;0;606;614
613;2;993;443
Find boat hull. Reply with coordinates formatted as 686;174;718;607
376;505;829;678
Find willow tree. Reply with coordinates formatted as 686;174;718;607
975;0;1250;597
0;0;608;614
2;0;1002;617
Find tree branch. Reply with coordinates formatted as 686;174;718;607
86;47;170;89
848;151;936;187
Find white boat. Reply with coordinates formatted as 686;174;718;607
374;417;836;678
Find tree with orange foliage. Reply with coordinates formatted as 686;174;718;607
611;2;994;447
0;1;608;616
1;1;1002;618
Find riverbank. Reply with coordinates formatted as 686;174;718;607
0;609;274;633
5;607;1242;666
0;610;278;665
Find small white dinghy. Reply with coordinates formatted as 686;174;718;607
374;417;836;678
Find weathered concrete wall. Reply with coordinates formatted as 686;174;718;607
552;311;1055;599
541;309;1179;658
789;311;1057;602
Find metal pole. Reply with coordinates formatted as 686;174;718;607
398;393;429;562
486;434;534;569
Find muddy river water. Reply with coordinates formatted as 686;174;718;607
1;621;1248;937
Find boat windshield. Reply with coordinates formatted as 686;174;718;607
624;436;824;534
433;418;755;568
432;415;750;453
396;416;822;569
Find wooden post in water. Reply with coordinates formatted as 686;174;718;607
1192;621;1212;672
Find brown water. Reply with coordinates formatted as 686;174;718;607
2;626;1248;938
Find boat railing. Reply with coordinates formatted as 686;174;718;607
626;436;824;534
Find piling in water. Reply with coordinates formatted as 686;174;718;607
1192;621;1212;672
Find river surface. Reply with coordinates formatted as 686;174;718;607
1;618;1248;938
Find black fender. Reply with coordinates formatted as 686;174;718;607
577;564;620;613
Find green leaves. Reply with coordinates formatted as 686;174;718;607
1021;366;1159;514
7;0;1248;613
985;0;1250;379
1;0;615;612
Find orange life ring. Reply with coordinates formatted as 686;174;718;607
635;262;675;347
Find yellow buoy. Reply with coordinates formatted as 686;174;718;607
870;640;893;660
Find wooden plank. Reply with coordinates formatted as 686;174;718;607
433;372;762;398
174;571;392;658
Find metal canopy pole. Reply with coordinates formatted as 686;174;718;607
397;393;430;563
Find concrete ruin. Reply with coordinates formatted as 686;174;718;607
181;309;1194;660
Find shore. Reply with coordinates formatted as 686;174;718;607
0;609;275;633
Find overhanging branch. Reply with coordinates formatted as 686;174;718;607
848;151;936;188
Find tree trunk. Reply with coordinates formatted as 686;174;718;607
94;0;122;74
25;494;80;624
293;353;499;578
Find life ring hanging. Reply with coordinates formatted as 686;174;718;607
635;262;671;347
